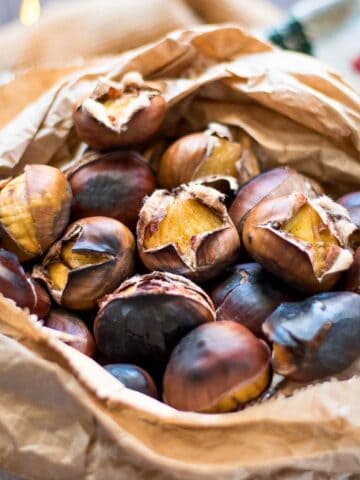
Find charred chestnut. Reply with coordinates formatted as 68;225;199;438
337;191;360;228
0;165;72;261
74;73;166;150
137;184;240;282
210;263;297;337
344;247;360;293
46;308;95;357
163;321;271;412
94;271;215;377
33;217;135;310
243;193;356;293
68;150;156;231
104;364;158;399
158;124;259;189
229;167;321;236
263;292;360;382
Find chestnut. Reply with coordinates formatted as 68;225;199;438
33;216;135;310
104;364;158;399
68;150;156;231
337;191;360;228
243;193;356;293
46;308;95;357
163;321;271;413
137;184;240;282
158;124;259;189
210;263;297;338
229;167;321;236
263;292;360;382
0;165;72;262
344;247;360;293
30;279;51;319
74;73;166;150
94;271;215;377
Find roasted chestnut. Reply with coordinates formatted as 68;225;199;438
137;184;240;282
163;321;271;413
229;167;321;236
243;193;356;293
344;247;360;293
68;150;156;230
74;73;166;150
158;124;259;189
0;248;50;318
94;271;215;377
337;191;360;228
33;217;135;310
46;308;95;357
0;165;72;261
210;263;297;338
104;364;158;399
263;292;360;382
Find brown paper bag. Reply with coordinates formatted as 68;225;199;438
0;25;359;479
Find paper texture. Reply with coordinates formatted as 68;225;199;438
0;25;359;479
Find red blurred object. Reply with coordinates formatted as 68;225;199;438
352;55;360;73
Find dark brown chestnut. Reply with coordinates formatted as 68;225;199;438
104;364;158;399
243;193;356;293
74;73;166;150
337;191;360;228
137;183;240;282
263;292;360;382
94;271;215;377
30;279;51;319
209;263;297;338
163;321;271;413
46;308;95;357
229;167;321;236
33;216;135;310
68;150;156;231
344;247;360;293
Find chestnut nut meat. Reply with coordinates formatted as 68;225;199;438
243;193;356;293
33;216;135;310
263;292;360;382
0;165;72;261
74;73;166;150
137;184;240;282
104;364;158;399
163;321;271;413
94;271;215;377
68;150;156;230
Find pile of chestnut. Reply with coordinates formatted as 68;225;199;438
0;71;359;413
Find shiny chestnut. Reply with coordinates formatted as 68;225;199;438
344;247;360;293
104;364;158;399
33;216;135;310
163;321;271;413
337;191;360;228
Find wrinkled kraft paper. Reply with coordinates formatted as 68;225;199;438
0;25;359;480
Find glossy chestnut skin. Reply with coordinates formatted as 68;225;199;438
46;308;95;357
0;165;72;262
210;263;297;338
243;193;355;293
163;321;271;413
33;216;135;310
104;364;158;399
344;247;360;293
229;167;320;236
69;150;156;231
30;279;51;319
337;191;360;228
74;75;166;150
263;292;360;382
94;272;215;378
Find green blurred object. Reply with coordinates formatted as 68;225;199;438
268;16;312;53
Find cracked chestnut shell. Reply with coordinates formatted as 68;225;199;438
46;308;95;357
137;184;240;282
210;263;297;338
229;167;321;236
163;321;271;413
0;248;50;318
68;150;156;231
263;292;360;382
0;165;72;261
94;271;215;377
344;247;360;293
74;73;166;150
337;191;360;228
104;364;158;399
243;193;356;293
158;123;259;189
33;216;135;310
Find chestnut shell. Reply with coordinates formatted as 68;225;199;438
337;191;360;228
104;363;158;399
